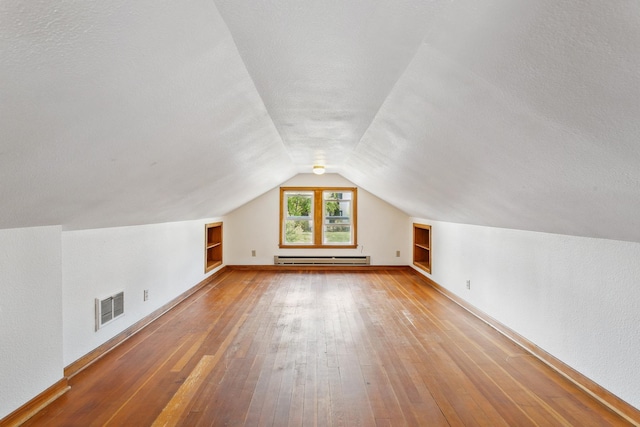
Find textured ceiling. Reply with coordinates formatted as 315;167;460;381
0;0;297;229
1;0;640;241
213;0;442;169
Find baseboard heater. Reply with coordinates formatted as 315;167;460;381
274;255;370;266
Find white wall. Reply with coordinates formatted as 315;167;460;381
412;218;640;410
224;174;411;265
0;226;64;419
62;218;223;366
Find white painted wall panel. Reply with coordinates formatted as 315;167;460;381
225;174;411;265
412;218;640;410
62;219;223;366
0;226;63;419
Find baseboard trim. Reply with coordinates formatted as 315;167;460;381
226;264;407;271
0;379;70;427
64;266;230;379
411;269;640;425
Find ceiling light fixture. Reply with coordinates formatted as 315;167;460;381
312;165;325;175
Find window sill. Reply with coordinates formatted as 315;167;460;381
279;244;358;249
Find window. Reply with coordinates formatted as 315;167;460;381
280;187;357;248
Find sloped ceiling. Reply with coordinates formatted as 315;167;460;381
0;0;296;229
2;1;640;241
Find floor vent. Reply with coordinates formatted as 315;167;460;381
274;255;370;266
95;291;124;331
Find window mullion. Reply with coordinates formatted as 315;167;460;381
314;190;323;245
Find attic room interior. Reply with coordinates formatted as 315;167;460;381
2;0;640;425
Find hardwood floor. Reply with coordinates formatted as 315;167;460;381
23;269;635;426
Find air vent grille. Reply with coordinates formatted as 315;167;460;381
96;291;125;330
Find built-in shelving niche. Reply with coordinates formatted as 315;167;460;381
413;223;431;274
205;222;223;273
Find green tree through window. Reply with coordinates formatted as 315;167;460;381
325;193;340;217
284;192;313;244
287;195;311;216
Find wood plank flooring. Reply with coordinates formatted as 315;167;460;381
23;269;635;426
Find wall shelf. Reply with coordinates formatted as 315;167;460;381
413;223;431;274
205;222;223;273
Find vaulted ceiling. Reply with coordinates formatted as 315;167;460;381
2;0;640;241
